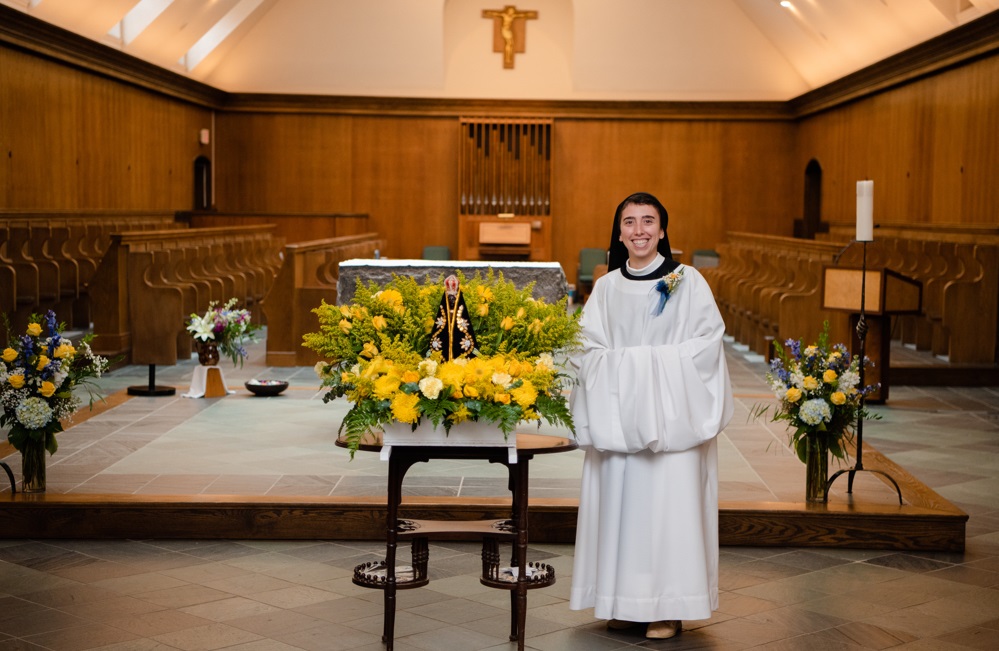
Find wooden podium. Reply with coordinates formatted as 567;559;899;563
822;267;922;402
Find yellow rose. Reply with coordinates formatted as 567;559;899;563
401;370;420;384
529;319;543;335
802;376;819;390
360;342;379;358
494;393;511;405
464;385;479;398
8;374;25;389
36;355;50;371
54;343;76;359
785;387;802;403
477;303;489;317
390;393;421;424
500;316;514;331
804;346;818;357
2;348;17;363
373;375;402;399
830;391;847;405
516;307;526;319
340;305;352;318
823;369;837;383
26;323;42;337
372;315;387;331
339;319;353;334
340;372;352;383
40;381;56;398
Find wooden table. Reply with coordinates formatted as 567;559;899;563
336;432;577;651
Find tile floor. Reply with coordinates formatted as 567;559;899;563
1;332;998;649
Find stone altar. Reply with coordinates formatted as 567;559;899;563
336;259;569;305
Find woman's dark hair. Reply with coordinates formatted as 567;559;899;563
607;192;674;272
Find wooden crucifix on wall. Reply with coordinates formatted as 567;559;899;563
482;5;538;69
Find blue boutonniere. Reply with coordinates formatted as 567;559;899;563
651;267;684;316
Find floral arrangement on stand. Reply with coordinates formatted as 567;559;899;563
754;321;879;502
187;298;261;367
1;311;110;492
304;271;582;457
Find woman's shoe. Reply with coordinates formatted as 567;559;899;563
606;619;641;630
646;620;682;639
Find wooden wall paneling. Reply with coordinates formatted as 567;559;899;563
796;54;999;228
2;47;81;209
1;45;210;213
215;113;355;213
349;116;459;261
552;119;796;286
953;57;999;222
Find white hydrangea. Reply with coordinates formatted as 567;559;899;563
15;397;53;429
799;398;832;426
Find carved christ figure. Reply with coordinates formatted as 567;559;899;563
482;5;538;68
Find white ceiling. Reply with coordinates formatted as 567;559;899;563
4;0;997;101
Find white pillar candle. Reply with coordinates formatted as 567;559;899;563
856;180;874;242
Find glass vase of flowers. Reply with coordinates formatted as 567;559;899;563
186;298;261;367
1;311;110;492
304;271;582;457
755;321;879;503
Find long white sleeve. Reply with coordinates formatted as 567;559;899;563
570;266;733;453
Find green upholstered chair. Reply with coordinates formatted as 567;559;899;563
577;247;607;302
422;245;451;260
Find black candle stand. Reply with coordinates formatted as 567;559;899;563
825;240;903;505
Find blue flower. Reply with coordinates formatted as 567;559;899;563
650;268;685;316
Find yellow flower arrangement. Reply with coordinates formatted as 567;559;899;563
1;311;110;459
303;271;582;456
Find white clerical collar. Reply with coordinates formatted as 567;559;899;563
626;254;665;277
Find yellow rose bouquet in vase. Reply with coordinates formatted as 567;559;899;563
1;311;110;492
304;271;582;457
755;321;880;503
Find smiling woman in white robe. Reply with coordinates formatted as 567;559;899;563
568;193;734;636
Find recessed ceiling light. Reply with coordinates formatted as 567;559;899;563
780;1;793;7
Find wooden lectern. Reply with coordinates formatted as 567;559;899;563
822;267;922;402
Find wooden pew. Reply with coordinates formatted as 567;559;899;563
707;233;852;354
263;233;385;367
827;223;998;365
89;225;281;365
0;212;182;328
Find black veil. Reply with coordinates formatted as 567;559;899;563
607;192;674;273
